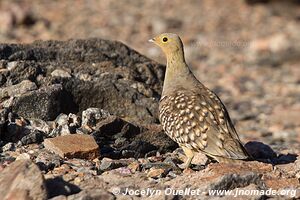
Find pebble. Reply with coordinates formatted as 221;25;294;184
99;157;129;171
51;69;72;78
16;153;31;160
81;108;111;129
147;168;166;178
128;161;140;172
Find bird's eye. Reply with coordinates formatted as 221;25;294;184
162;37;168;42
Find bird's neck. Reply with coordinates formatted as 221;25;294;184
165;48;185;64
162;50;196;95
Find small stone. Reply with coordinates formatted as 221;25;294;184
44;134;99;160
68;113;81;130
82;108;111;129
63;159;95;175
16;153;31;160
73;177;82;185
128;161;140;172
51;69;71;78
99;157;129;171
75;73;93;81
147;168;166;178
7;61;18;70
55;114;69;126
2;97;14;108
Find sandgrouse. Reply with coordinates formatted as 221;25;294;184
149;33;250;168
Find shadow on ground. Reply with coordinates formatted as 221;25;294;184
245;141;298;165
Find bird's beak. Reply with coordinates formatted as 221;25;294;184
148;38;155;43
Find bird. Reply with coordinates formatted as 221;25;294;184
149;33;250;169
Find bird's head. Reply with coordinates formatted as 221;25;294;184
149;33;184;56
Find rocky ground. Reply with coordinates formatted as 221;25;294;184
0;0;299;200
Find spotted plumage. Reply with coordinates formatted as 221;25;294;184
150;33;250;168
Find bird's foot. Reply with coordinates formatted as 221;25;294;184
178;156;193;170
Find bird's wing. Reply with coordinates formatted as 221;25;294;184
159;88;249;160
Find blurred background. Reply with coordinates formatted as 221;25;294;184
0;0;299;146
0;0;299;65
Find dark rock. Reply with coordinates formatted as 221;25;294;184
4;112;29;142
128;125;178;157
3;112;47;144
0;159;47;200
11;84;63;121
92;118;176;158
62;76;159;124
19;129;44;145
6;61;43;85
90;116;176;158
91;116;140;143
0;39;165;124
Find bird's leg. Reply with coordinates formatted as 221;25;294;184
178;146;195;169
